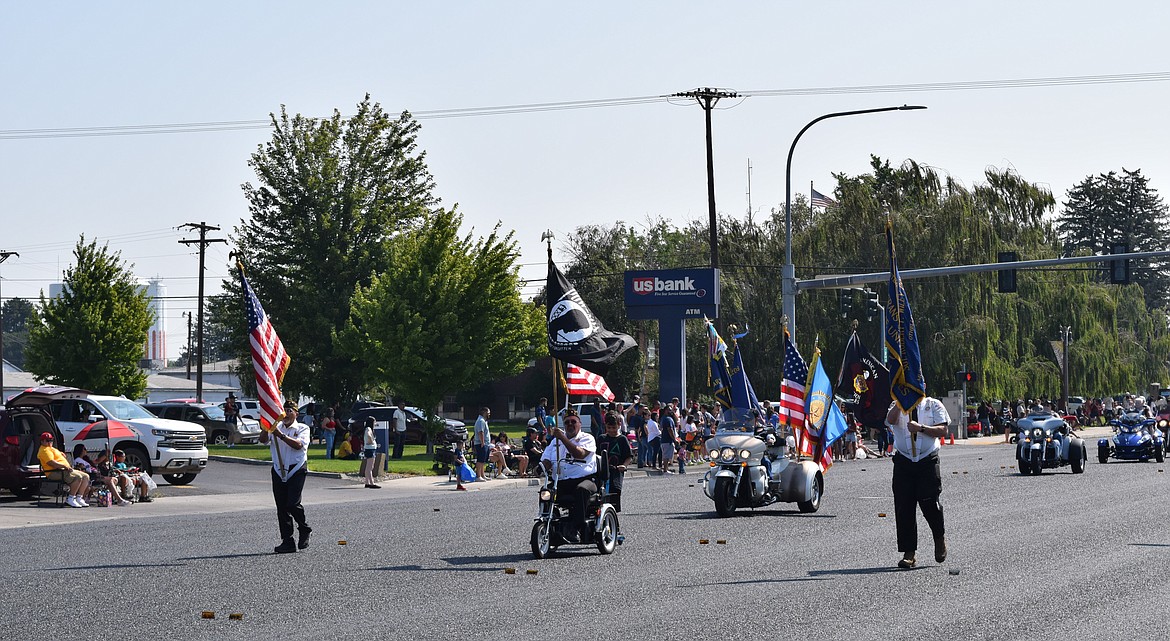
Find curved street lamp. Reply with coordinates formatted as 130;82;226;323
782;105;927;338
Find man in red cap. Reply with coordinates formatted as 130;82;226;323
37;432;90;507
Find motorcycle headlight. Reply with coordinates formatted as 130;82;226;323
539;489;552;501
1032;428;1044;441
739;448;751;460
1158;419;1169;430
708;447;720;459
720;447;736;463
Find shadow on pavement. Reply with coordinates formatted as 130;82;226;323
367;564;503;574
676;576;829;588
38;562;187;571
808;565;921;576
176;552;273;561
441;553;538;565
1129;543;1170;548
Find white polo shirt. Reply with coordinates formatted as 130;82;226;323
540;431;597;479
886;397;950;462
392;408;407;433
270;420;310;480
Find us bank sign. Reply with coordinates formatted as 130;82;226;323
623;268;719;320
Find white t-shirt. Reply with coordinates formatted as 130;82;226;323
540;430;597;479
646;418;660;441
270;420;311;480
886;397;949;462
392;408;408;433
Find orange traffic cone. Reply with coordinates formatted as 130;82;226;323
948;434;955;445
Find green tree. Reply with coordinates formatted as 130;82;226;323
341;208;545;451
219;95;438;405
26;237;153;397
2;297;35;369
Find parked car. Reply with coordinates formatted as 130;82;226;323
528;402;635;432
48;393;208;485
1066;396;1086;414
0;386;79;499
347;406;465;445
217;399;262;421
144;402;262;445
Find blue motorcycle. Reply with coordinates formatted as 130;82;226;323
1098;412;1164;464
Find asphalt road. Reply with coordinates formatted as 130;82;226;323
3;437;1169;641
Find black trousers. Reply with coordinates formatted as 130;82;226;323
392;431;405;459
271;467;309;542
605;470;625;512
557;476;597;532
891;452;944;553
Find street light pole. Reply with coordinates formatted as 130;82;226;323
782;105;927;338
673;87;739;272
0;250;18;403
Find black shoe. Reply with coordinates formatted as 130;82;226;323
934;536;947;563
274;539;297;554
898;553;916;569
298;527;312;550
365;483;381;489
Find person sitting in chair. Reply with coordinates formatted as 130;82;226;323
112;450;153;502
36;432;90;507
539;409;597;542
73;444;132;506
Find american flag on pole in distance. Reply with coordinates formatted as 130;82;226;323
564;364;615;401
811;188;837;208
240;270;290;430
779;329;808;437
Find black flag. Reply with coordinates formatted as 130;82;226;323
835;331;891;429
546;259;635;377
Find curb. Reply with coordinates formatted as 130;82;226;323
207;454;343;480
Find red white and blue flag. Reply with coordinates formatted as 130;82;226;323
565;363;615;401
811;188;837;208
240;269;290;430
779;329;808;436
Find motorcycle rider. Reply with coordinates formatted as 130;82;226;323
539;408;598;542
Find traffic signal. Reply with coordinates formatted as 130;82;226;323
997;251;1017;293
1110;243;1130;285
866;290;881;320
837;289;852;318
955;371;977;385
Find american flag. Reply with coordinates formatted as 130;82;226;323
241;270;290;430
779;329;808;435
811;188;837;208
564;364;615;401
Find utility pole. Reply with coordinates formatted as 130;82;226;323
0;250;18;402
672;87;738;272
179;223;226;402
185;311;193;380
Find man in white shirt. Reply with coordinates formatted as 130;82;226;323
391;399;408;460
885;395;950;569
540;409;598;542
259;400;312;554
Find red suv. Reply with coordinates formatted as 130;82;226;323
0;386;86;499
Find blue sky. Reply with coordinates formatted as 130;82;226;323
3;1;1168;358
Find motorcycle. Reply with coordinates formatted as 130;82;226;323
1016;412;1086;475
1098;412;1164;464
701;412;822;517
530;443;622;559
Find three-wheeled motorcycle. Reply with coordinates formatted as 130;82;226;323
1016;411;1086;475
1098;411;1164;464
701;412;823;516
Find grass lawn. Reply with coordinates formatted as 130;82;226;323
209;424;533;476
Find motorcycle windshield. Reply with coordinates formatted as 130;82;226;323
716;408;759;432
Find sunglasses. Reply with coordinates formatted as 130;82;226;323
565;419;580;425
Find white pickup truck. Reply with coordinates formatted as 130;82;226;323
48;393;208;485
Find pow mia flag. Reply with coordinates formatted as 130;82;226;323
547;259;635;377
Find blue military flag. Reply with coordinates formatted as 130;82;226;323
884;217;926;413
804;348;849;471
706;319;733;410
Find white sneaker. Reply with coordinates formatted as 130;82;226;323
77;497;90;507
118;499;132;506
65;496;80;508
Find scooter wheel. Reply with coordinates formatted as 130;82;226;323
530;521;552;559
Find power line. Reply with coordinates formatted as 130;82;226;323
4;71;1169;140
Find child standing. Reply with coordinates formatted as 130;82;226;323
676;443;687;474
